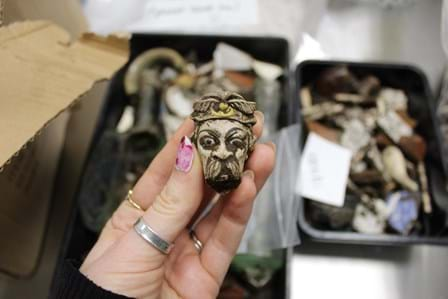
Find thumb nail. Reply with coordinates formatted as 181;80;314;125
175;136;194;173
266;141;276;152
254;111;265;123
243;170;255;180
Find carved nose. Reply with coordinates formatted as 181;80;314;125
213;144;231;160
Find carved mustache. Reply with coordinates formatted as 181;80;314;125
205;156;240;180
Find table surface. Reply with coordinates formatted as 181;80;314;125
291;241;448;299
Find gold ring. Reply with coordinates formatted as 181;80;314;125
189;230;203;253
126;189;144;211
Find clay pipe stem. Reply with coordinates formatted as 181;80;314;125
418;162;432;214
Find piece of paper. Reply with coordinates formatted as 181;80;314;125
296;133;352;207
134;0;258;30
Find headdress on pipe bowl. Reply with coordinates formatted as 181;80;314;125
191;92;257;193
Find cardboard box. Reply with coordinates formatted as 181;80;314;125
0;20;128;278
2;0;87;37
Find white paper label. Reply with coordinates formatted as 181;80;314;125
296;133;352;207
141;0;258;29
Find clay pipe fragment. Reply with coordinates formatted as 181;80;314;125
382;146;418;192
399;135;432;214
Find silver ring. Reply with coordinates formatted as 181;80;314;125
189;230;203;253
134;217;173;254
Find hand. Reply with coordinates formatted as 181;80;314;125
80;112;275;299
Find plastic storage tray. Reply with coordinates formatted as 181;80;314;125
296;60;448;246
57;33;291;299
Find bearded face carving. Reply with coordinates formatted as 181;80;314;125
191;92;256;193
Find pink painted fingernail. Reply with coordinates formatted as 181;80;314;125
175;136;194;172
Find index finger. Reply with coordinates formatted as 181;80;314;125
132;119;195;209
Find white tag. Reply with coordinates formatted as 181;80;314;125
140;0;258;30
296;133;352;207
116;105;135;133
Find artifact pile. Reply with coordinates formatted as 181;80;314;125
301;66;431;235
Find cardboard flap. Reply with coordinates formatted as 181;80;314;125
0;20;128;170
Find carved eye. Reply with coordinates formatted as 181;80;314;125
200;136;217;149
229;137;244;149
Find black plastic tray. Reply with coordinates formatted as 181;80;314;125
295;60;448;246
56;33;291;298
129;34;292;128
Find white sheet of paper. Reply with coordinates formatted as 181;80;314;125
133;0;258;30
296;133;352;207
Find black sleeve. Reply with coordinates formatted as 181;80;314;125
50;259;133;299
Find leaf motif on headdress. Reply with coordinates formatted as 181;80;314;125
193;98;219;112
228;99;256;115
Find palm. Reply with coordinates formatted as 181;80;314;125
82;203;222;298
162;230;221;298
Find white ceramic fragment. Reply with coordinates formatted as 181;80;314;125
196;61;214;76
159;67;178;82
213;42;252;71
352;199;388;234
382;146;418;192
377;111;413;142
164;86;194;118
341;119;370;154
116;105;135;133
377;88;408;112
252;59;283;81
